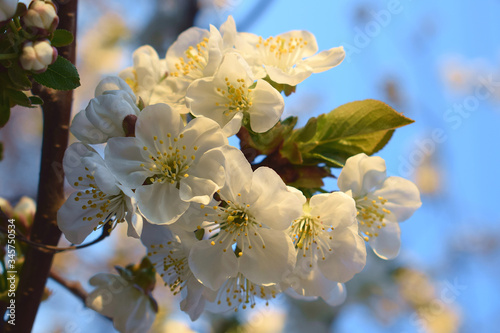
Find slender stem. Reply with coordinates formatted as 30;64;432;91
4;1;78;331
0;53;18;60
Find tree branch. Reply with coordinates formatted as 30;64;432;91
4;1;78;331
49;270;87;305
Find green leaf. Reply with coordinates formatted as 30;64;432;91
32;56;80;91
28;95;44;105
7;65;32;90
281;99;414;167
241;116;297;156
6;89;32;107
51;29;74;47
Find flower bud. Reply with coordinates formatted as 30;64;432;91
22;0;58;34
0;0;18;22
20;39;57;72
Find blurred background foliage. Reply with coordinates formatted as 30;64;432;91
1;0;500;332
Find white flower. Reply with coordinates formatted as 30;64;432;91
19;39;57;72
187;147;303;292
70;76;140;144
208;273;282;313
186;53;284;137
0;0;18;22
86;273;156;333
236;30;345;86
23;0;58;33
105;103;227;225
119;45;188;113
57;142;143;244
338;153;422;259
283;191;365;304
141;221;215;320
165;15;235;89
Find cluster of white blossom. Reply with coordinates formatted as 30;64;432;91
57;16;421;332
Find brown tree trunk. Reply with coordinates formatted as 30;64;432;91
3;1;78;331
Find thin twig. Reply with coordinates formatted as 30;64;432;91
0;223;111;253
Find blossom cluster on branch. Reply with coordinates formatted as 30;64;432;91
55;16;421;333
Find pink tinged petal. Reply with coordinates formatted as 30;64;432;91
105;137;151;188
309;192;357;229
372;176;422;222
57;191;99;244
337;153;387;196
135;183;189;224
299;46;345;73
369;221;401;260
219;146;253;202
318;225;366;283
135;103;184;149
70;110;110;144
238;228;296;286
95;76;135;99
247;79;284;133
250;167;304;230
189;239;238;290
264;65;312;86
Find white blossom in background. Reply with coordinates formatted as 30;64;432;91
186;52;284;137
22;0;59;33
0;0;18;22
141;221;216;321
236;30;345;86
164;15;236;97
186;147;303;295
57;143;143;244
284;191;366;305
338;153;422;259
19;39;57;72
119;45;189;113
105;103;227;225
70;76;140;144
86;273;156;333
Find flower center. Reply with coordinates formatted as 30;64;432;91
124;69;139;93
215;273;278;311
256;35;308;69
215;77;253;116
73;167;126;231
289;213;334;264
355;195;391;241
200;195;267;256
140;133;198;186
171;37;209;79
148;242;190;296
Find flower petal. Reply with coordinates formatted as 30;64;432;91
250;167;304;230
372;176;422;222
238;228;296;286
57;191;99;244
318;224;366;283
369;221;401;260
299;46;345;73
248;79;284;133
135;103;184;150
136;183;189;224
189;239;238;290
95;76;135;99
70;110;109;144
105;137;151;188
309;192;357;229
337;153;387;197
